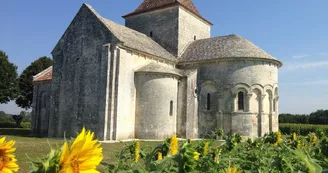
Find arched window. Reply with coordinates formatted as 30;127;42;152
169;101;173;116
150;31;153;37
194;35;197;40
238;92;244;111
207;93;211;110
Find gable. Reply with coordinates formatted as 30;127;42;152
51;4;115;55
52;3;175;63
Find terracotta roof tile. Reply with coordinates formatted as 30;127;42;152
33;66;52;82
123;0;212;25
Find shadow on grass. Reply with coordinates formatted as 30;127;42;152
0;128;31;137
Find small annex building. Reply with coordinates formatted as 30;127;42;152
32;0;282;141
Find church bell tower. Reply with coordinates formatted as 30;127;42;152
123;0;212;57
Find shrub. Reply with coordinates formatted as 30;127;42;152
280;123;328;136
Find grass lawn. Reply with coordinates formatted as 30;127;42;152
0;128;161;173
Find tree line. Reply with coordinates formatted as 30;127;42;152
0;50;53;109
279;109;328;125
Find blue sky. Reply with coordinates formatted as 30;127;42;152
0;0;327;114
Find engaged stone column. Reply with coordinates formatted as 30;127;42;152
269;95;273;132
273;96;280;132
231;94;237;112
217;94;224;129
259;95;266;136
246;94;253;112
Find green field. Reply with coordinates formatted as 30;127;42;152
2;124;327;172
0;128;160;173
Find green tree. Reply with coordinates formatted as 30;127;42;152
0;50;19;104
16;56;53;109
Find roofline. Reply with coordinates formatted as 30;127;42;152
122;2;213;25
178;57;283;68
135;71;182;78
33;79;52;83
33;66;53;80
117;44;178;64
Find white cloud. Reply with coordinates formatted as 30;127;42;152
283;61;328;70
292;52;327;59
317;52;327;56
292;54;311;59
283;80;328;86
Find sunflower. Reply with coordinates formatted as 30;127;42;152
0;137;19;172
297;140;301;149
227;165;241;173
274;131;282;147
312;135;317;145
203;142;209;155
193;152;200;161
134;141;140;163
59;128;103;173
157;152;163;160
169;134;178;156
292;133;297;141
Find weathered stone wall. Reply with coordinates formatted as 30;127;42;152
31;81;51;136
125;6;211;57
178;7;211;56
178;59;279;138
113;48;175;140
49;4;113;140
176;70;199;138
125;7;179;56
135;74;178;139
185;70;199;138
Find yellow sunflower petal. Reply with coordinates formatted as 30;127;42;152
59;128;103;172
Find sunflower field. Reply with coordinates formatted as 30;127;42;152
1;128;328;173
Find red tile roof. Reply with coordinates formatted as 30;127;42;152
33;66;52;82
123;0;212;25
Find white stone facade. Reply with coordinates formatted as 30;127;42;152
32;1;282;140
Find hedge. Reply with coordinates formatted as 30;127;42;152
279;123;328;136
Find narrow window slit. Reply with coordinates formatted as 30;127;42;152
238;92;244;111
169;100;173;116
207;93;211;110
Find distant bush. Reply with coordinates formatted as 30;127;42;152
279;109;328;125
0;114;15;124
21;122;31;128
280;123;328;136
0;111;31;128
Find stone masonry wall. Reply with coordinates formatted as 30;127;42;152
49;4;113;140
135;74;178;139
31;82;51;136
114;48;175;140
178;7;211;56
125;7;179;56
178;60;279;138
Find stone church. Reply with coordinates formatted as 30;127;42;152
32;0;282;141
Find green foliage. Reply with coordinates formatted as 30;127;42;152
16;56;53;109
29;147;61;173
0;111;15;124
0;111;31;128
0;50;19;104
280;123;328;136
102;132;328;172
279;109;328;125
